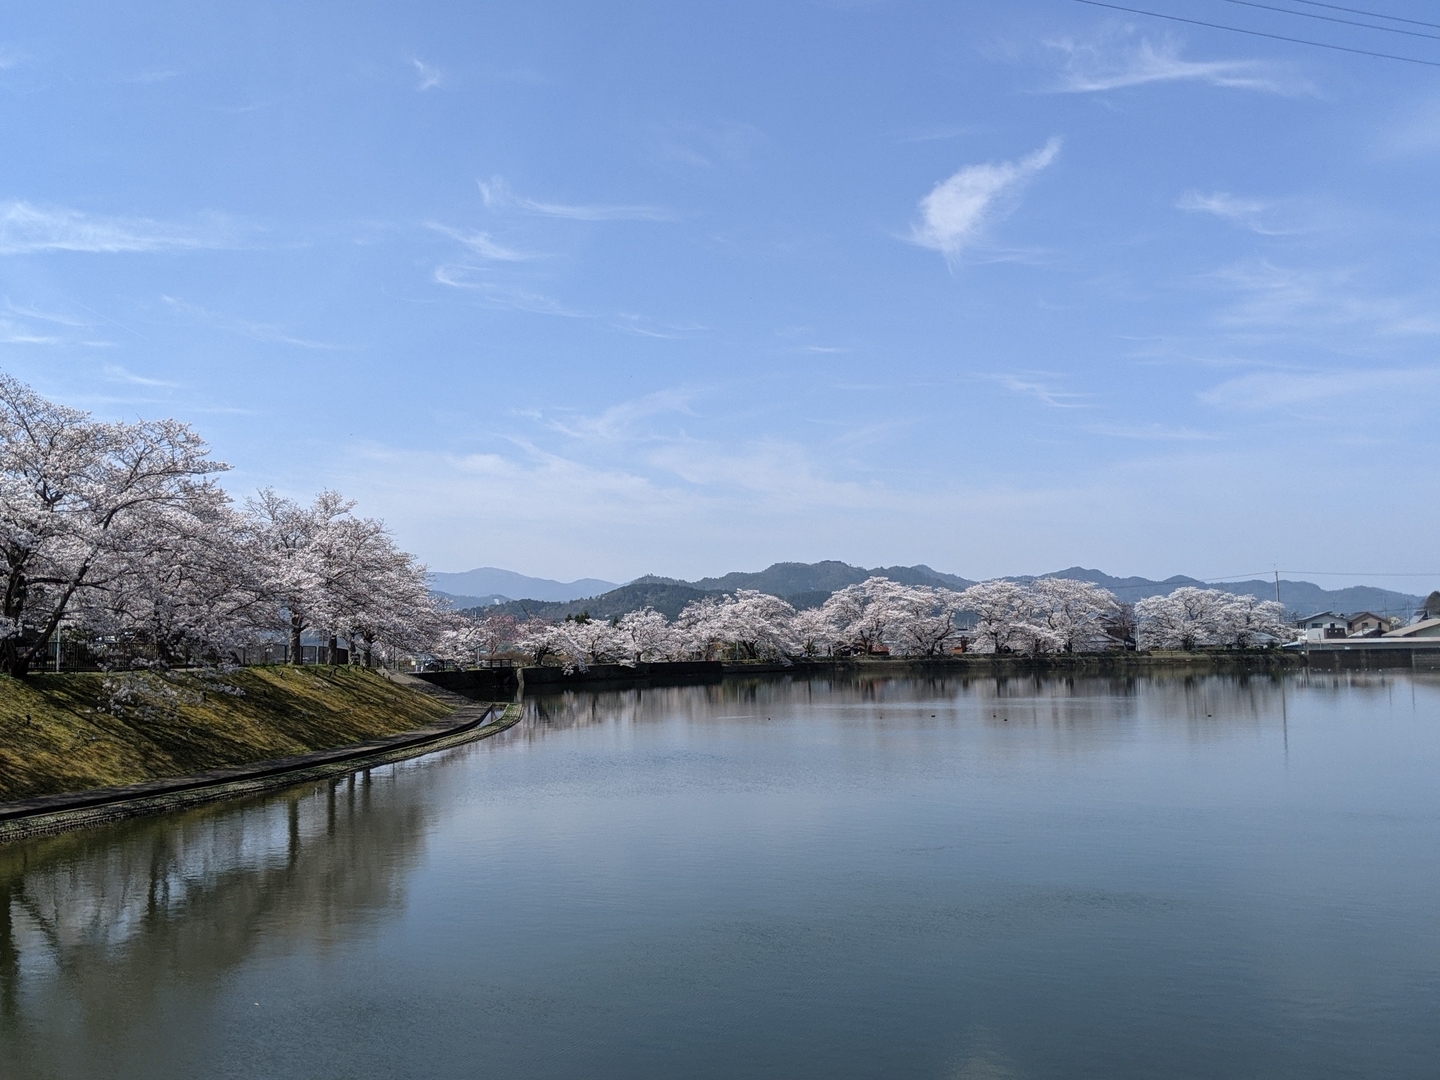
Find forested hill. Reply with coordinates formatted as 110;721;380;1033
479;581;716;621
690;561;974;596
462;560;1425;623
1026;568;1420;618
470;562;979;618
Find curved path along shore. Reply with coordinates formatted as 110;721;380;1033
0;677;520;844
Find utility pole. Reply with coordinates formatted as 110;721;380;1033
1274;570;1281;608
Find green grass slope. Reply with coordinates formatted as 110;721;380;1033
0;667;453;802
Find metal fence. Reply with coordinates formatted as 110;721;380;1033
235;645;351;666
34;641;517;674
34;640;360;672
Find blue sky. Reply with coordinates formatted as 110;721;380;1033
2;1;1438;591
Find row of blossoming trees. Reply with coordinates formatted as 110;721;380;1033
0;375;445;676
470;578;1295;672
1;374;1296;678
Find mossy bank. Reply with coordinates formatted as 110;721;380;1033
0;667;453;802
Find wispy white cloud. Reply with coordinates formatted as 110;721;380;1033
650;121;764;170
160;295;344;348
427;223;535;261
1048;34;1311;95
1211;260;1440;336
0;318;66;345
1087;422;1218;441
124;69;178;84
993;372;1091;409
410;58;443;91
0;300;116;347
645;436;890;505
336;428;1147;580
911;138;1060;258
4;300;87;326
0;202;233;255
894;124;976;144
430;267;588;317
432;267;697;336
1200;367;1440;411
610;312;703;339
103;364;178;388
546;389;699;442
478;176;676;222
1177;191;1314;236
331;414;1440;585
1178;191;1268;230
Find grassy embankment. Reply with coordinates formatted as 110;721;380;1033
0;666;453;802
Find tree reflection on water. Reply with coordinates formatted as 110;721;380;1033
0;766;434;1079
520;669;1339;738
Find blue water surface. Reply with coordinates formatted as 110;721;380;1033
2;671;1437;1079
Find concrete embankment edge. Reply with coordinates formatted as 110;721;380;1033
0;700;524;845
420;651;1322;697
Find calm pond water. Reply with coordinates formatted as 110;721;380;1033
2;671;1438;1079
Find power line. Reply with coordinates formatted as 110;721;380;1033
1071;0;1440;66
1196;571;1287;581
1220;0;1440;41
1274;570;1439;578
1289;0;1440;31
1088;572;1433;585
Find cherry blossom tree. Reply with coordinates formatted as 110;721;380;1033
345;541;447;666
245;488;445;666
471;613;519;658
1214;594;1292;648
246;489;345;664
790;606;840;658
723;590;798;659
554;616;628;670
1029;577;1120;653
318;511;443;664
676;590;797;660
0;375;229;675
1103;602;1137;648
617;607;677;662
958;579;1031;654
889;586;966;657
512;615;627;672
1135;587;1229;650
674;595;727;660
822;577;910;654
514;617;563;665
74;498;271;667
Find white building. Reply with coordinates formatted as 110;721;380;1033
1297;612;1347;641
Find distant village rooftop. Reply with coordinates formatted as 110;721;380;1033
1291;594;1440;644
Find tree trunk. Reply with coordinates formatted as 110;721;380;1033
0;638;29;678
328;633;339;666
289;616;303;665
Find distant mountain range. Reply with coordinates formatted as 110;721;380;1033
427;567;618;607
443;561;1425;622
1021;568;1419;617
